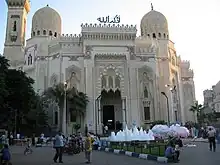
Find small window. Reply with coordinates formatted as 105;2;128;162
13;21;17;31
144;107;150;120
27;54;32;65
167;35;169;39
37;30;40;35
33;31;35;36
43;30;46;35
147;34;150;37
144;87;148;98
164;33;166;38
152;33;156;38
54;32;57;37
49;31;52;36
158;33;161;38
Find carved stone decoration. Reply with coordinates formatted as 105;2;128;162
143;100;151;107
127;46;135;54
95;54;126;60
68;56;79;61
140;56;150;62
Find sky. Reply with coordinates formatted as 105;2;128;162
0;0;220;103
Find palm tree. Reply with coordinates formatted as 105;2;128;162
189;101;203;124
43;83;88;129
68;91;89;125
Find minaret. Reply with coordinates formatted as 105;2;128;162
3;0;30;68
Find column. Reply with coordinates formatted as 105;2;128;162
106;76;109;88
98;98;101;124
122;98;126;129
62;91;67;136
113;76;115;89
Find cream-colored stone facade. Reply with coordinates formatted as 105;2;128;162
203;82;220;113
3;2;196;134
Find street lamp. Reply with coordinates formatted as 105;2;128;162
95;94;101;135
161;92;170;126
165;84;178;122
62;81;68;136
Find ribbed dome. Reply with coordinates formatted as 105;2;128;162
140;10;169;39
31;5;61;38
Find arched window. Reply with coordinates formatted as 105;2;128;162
37;30;40;35
27;54;32;65
43;30;46;35
164;33;166;38
32;31;35;36
167;35;169;39
158;33;161;38
101;76;106;88
54;111;58;125
49;31;52;36
144;87;148;98
153;33;156;38
115;76;120;88
13;21;17;31
54;32;57;37
108;76;113;88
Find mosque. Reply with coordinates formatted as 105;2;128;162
3;0;196;134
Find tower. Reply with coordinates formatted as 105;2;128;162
3;0;30;68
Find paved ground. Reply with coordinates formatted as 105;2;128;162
10;142;220;165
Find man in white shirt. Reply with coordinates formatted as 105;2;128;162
53;131;64;163
207;128;216;152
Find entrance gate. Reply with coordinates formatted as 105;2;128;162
101;89;122;131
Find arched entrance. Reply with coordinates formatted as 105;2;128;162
101;89;122;131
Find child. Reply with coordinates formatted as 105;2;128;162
1;144;11;164
24;139;32;155
174;144;180;161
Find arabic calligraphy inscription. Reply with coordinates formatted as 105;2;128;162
97;15;120;24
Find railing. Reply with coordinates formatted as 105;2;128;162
104;140;167;156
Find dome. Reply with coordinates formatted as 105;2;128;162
31;5;61;38
140;9;169;39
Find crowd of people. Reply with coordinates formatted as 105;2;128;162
0;125;218;164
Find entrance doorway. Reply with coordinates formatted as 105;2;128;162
103;105;115;130
101;89;122;131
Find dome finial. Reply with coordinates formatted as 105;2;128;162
151;3;154;10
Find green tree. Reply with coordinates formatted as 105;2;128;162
24;94;49;133
0;56;48;134
189;101;203;124
0;56;9;110
43;83;88;128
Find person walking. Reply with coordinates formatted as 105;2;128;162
207;127;216;152
53;131;64;163
85;133;92;164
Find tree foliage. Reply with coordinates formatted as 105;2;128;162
0;56;48;134
43;83;88;114
189;101;204;124
43;83;89;128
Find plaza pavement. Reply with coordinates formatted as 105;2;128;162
10;142;219;165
